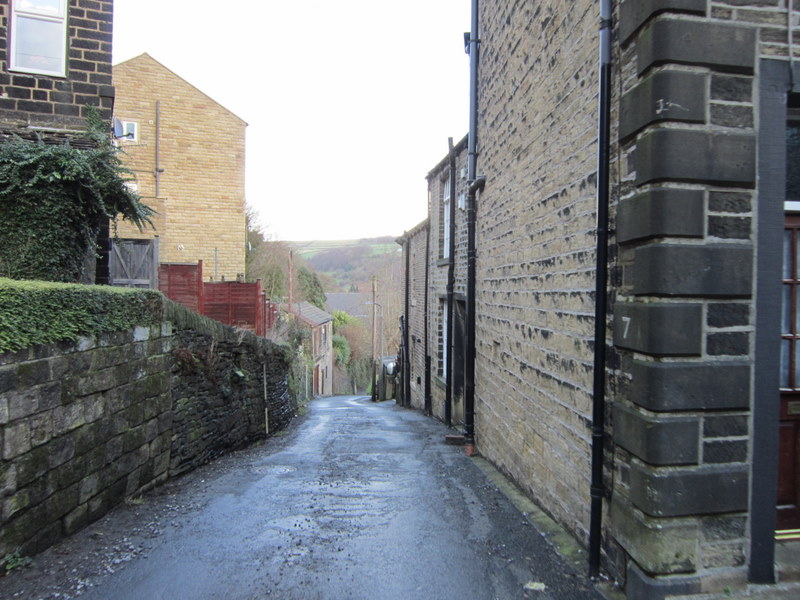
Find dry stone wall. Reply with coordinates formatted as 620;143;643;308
0;309;294;557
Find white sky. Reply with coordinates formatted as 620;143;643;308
112;0;470;242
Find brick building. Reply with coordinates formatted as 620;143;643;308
112;53;247;283
0;0;115;143
400;1;800;598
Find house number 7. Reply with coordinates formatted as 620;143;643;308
621;316;632;339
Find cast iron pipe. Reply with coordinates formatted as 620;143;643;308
464;0;482;447
425;217;432;415
589;0;613;579
445;137;457;427
404;236;411;406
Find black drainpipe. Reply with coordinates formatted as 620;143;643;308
445;137;457;427
589;0;613;579
403;236;411;407
424;219;432;415
464;0;482;450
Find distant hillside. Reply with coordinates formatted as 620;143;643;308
289;237;401;293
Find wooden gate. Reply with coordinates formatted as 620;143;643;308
109;238;159;289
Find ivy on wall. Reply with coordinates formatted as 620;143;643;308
0;278;163;353
0;107;154;282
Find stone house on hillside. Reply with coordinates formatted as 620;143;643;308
289;301;333;397
399;1;800;598
112;53;247;285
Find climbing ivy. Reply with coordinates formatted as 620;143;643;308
0;278;163;353
0;107;154;282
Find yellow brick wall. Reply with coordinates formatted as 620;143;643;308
112;54;246;280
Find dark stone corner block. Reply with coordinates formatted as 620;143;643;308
634;128;755;188
620;70;706;141
614;302;702;356
617;188;704;244
632;243;753;298
613;403;699;465
619;0;706;45
628;359;750;412
637;18;756;75
630;461;749;517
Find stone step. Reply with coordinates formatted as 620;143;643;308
668;582;800;600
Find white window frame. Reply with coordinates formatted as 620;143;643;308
442;177;451;259
9;0;68;77
120;121;139;142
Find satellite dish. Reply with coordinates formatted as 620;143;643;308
112;117;124;138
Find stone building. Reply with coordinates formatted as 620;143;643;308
400;1;800;597
288;301;333;397
0;0;117;282
397;218;428;409
398;135;469;424
112;53;247;283
0;0;115;143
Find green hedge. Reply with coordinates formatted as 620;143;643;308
0;278;164;353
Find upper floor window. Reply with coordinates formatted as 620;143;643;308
120;121;139;142
442;177;451;259
9;0;68;77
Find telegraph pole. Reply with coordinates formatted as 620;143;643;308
371;276;377;401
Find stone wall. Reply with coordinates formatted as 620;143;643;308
469;0;792;596
169;329;292;476
610;1;782;595
474;0;600;544
0;0;115;137
0;307;294;557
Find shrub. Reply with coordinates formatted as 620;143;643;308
0;278;163;353
0;107;154;282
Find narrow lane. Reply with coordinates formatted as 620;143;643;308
4;396;603;600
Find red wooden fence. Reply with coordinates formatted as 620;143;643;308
158;261;204;313
158;261;279;337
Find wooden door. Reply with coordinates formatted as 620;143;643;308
109;238;159;288
779;214;800;530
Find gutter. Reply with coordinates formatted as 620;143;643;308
589;0;613;579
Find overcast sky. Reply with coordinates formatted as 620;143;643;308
112;0;470;242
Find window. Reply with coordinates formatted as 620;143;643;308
9;0;68;77
442;177;451;259
119;121;139;142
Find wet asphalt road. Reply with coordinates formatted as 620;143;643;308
21;396;603;600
